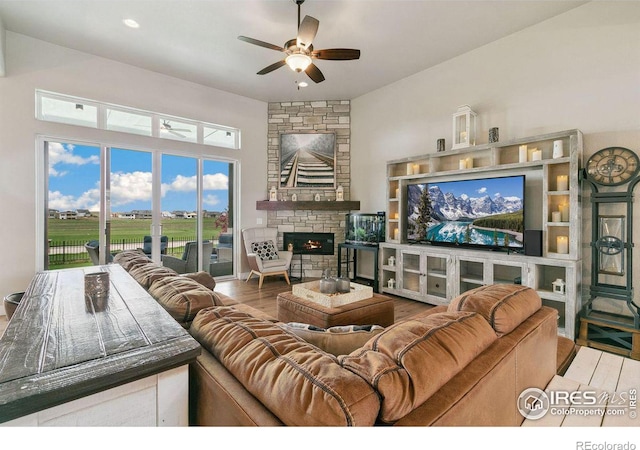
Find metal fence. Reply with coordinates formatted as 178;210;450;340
48;235;220;268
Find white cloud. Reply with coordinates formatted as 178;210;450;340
49;170;227;211
48;142;99;177
203;194;220;207
477;187;487;194
110;171;153;207
164;173;228;192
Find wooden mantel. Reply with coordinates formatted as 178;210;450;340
256;200;360;211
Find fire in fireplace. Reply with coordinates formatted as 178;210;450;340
283;232;334;255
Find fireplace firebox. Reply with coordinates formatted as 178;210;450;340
283;232;335;255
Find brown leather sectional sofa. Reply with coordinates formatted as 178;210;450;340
114;249;564;426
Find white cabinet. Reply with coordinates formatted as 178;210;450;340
380;245;451;306
381;129;582;339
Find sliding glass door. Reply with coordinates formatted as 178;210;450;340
42;139;236;277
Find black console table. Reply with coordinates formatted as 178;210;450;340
337;243;379;293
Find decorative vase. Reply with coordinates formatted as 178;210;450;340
489;127;499;143
319;269;336;294
336;276;351;293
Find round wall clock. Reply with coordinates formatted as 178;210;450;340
585;146;640;186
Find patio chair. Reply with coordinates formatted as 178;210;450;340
242;227;292;289
142;235;168;255
84;240;113;265
161;241;213;274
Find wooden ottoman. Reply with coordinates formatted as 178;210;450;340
276;291;395;328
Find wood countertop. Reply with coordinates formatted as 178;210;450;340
0;264;201;423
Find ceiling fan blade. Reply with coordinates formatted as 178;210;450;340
305;63;325;83
312;48;361;60
296;15;319;50
238;36;284;52
257;60;287;75
169;130;186;139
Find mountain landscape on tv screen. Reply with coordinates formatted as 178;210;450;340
407;177;525;248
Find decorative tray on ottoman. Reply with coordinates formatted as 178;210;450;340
291;281;373;308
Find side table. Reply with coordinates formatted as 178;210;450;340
337;243;379;293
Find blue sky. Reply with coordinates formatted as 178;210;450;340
427;175;524;200
47;142;230;213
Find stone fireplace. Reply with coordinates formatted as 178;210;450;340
265;100;352;277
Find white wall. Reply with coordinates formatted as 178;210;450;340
351;2;640;304
0;32;268;296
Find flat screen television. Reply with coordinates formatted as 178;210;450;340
406;175;525;250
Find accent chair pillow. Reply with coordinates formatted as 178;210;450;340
251;240;279;260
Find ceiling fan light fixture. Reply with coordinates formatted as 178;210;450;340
285;53;312;72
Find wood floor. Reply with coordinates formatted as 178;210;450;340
215;277;435;323
0;278;434;339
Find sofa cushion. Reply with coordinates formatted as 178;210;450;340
251;240;279;260
189;306;381;426
148;275;224;327
339;311;497;424
128;263;178;288
181;271;216;291
283;323;384;357
113;249;152;271
447;284;541;336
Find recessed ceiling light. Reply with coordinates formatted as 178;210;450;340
298;81;308;88
123;18;140;29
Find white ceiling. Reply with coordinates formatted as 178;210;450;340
0;0;586;102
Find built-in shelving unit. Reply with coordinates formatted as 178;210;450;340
379;129;583;339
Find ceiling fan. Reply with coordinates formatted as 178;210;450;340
161;120;191;138
238;0;360;83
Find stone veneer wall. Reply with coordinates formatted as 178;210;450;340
267;100;351;278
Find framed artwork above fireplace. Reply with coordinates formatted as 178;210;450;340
279;132;336;189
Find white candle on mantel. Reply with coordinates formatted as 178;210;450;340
393;228;400;240
394;212;399;220
551;211;562;222
459;159;467;170
559;203;569;222
395;188;400;198
466;157;473;168
557;175;569;191
519;145;528;163
557;236;569;254
412;164;420;174
406;163;413;175
531;149;542;161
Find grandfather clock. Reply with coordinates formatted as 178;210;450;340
579;146;640;359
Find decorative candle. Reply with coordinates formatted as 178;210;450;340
466;157;473;169
393;212;399;220
531;149;542;161
551;211;562;222
393;228;400;240
553;140;564;159
460;131;467;143
559;203;569;222
557;175;569;191
459;159;467;170
412;164;420;174
395;188;400;198
406;163;413;175
557;236;569;254
519;145;528;163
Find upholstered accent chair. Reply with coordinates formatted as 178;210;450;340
242;227;292;289
161;241;213;274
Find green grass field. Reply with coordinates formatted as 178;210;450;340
48;217;223;241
